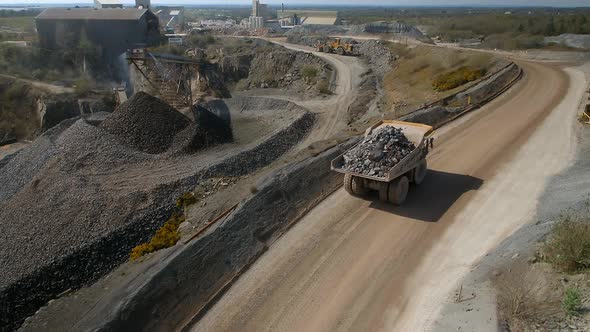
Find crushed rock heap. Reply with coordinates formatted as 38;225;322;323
100;92;191;154
343;126;415;177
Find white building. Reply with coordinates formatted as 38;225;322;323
94;0;123;9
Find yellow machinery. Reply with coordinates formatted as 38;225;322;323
316;38;354;56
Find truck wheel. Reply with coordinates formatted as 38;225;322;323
351;176;367;196
344;174;354;195
337;47;345;55
389;176;409;205
378;182;389;202
323;45;331;53
413;160;428;185
344;174;367;196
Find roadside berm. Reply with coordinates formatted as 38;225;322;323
0;93;314;331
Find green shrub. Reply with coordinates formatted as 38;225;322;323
562;287;582;316
542;216;590;272
302;65;319;79
130;213;185;260
432;66;486;92
74;78;92;97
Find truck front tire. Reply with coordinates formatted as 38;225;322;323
344;174;367;196
389;176;409;205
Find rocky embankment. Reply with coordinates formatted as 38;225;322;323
0;77;114;145
214;38;332;96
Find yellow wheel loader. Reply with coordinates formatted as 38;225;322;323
316;38;354;56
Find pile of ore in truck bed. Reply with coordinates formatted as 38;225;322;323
343;126;416;177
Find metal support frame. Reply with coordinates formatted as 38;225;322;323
127;51;200;108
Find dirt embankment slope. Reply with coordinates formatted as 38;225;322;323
190;60;573;332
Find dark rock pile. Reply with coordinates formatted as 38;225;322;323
343;126;415;177
100;92;190;154
171;105;234;154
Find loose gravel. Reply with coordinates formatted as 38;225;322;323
343;126;415;177
100;92;191;154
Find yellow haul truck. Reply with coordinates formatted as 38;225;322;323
331;120;434;205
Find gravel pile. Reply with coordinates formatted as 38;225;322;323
544;34;590;49
348;22;427;40
353;40;395;77
343;126;415;177
171;106;234;153
100;92;191;154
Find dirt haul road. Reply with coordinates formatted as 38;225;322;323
270;41;365;141
189;59;583;331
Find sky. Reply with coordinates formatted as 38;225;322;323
1;0;589;6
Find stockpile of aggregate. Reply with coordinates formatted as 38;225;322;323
343;126;415;177
171;105;234;154
100;92;191;154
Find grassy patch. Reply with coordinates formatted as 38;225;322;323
542;215;590;273
562;287;582;317
302;65;319;80
0;16;36;31
382;43;497;116
432;66;486;92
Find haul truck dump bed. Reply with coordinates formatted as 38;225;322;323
331;120;434;205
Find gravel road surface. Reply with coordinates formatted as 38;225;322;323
268;40;365;142
189;60;579;332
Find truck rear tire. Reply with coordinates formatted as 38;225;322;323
344;174;367;196
337;47;345;55
413;160;427;185
389;176;409;205
379;182;389;202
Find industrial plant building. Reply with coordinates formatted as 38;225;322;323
249;0;266;29
35;8;160;57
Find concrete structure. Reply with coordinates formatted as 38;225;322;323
135;0;150;9
35;8;160;58
249;0;265;29
279;10;337;26
248;16;264;29
94;0;123;9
